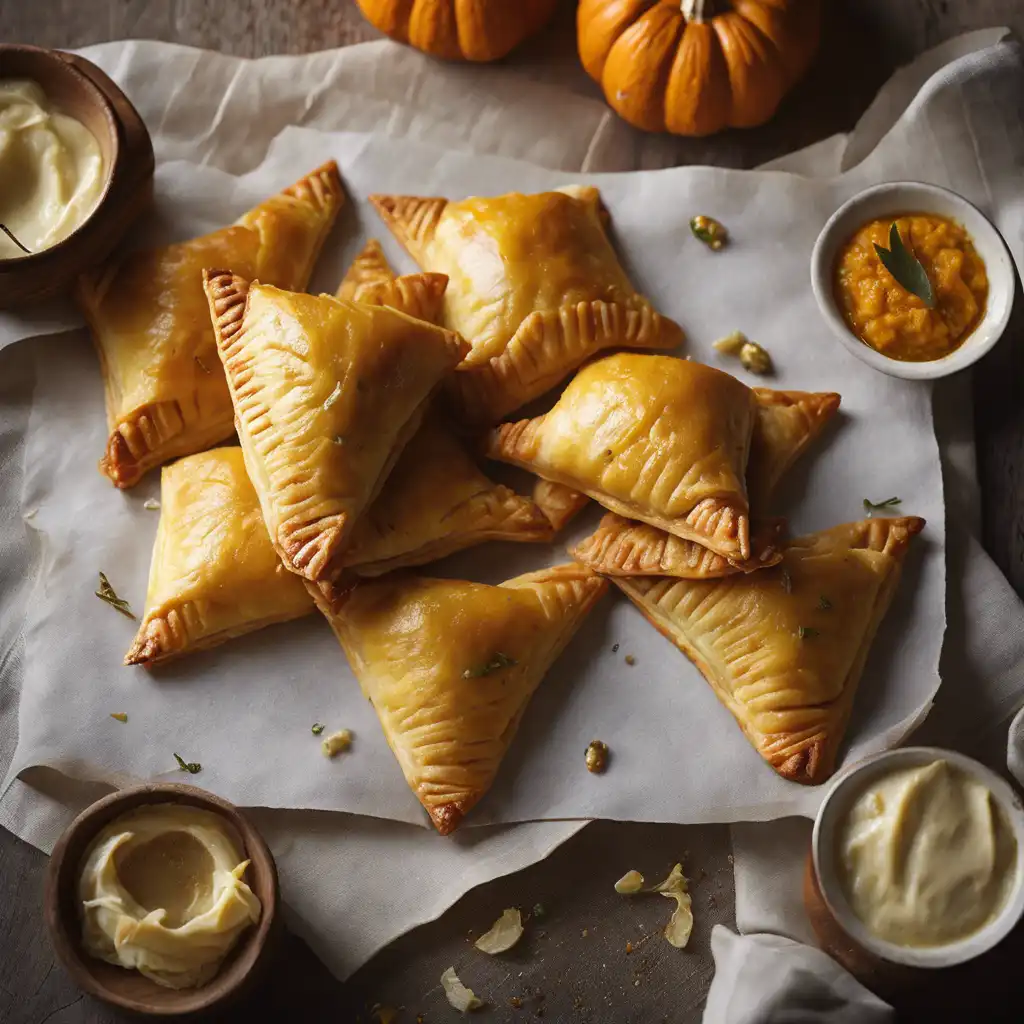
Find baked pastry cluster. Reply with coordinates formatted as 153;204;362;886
84;169;923;832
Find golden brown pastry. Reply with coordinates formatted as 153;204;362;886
532;480;590;534
573;514;785;577
487;353;758;561
316;564;607;834
370;187;684;423
125;448;314;666
204;270;467;583
78;162;344;488
336;238;448;324
570;388;839;576
343;418;553;576
488;353;841;564
614;517;925;784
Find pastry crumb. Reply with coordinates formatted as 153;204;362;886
322;728;353;757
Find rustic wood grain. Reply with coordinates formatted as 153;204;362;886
2;2;1023;1022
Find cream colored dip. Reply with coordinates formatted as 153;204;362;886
0;79;105;258
837;759;1017;948
78;804;262;989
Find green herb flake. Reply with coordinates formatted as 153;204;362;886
311;722;325;735
862;496;902;517
463;652;517;679
95;572;135;619
798;626;819;640
873;223;935;308
110;712;128;723
532;902;546;921
174;753;202;774
819;595;833;611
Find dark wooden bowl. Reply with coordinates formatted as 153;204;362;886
0;44;154;309
44;784;280;1016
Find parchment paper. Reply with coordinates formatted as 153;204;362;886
3;128;952;827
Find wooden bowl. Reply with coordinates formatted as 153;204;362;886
44;784;280;1016
0;44;154;309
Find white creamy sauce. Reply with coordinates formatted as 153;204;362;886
0;79;105;258
78;804;261;989
837;759;1017;948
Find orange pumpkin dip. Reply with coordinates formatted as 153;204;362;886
835;215;988;362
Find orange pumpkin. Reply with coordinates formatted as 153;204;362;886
577;0;821;135
357;0;559;62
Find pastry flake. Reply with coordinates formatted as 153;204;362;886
336;238;448;324
125;447;314;666
318;564;607;833
205;271;467;582
572;513;785;577
78;162;344;488
343;418;553;576
370;187;684;422
614;517;925;784
486;353;758;561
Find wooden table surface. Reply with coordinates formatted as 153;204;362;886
2;2;1024;1022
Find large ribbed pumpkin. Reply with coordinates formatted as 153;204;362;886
357;0;559;62
577;0;821;135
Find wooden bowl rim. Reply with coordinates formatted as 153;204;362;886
0;43;120;266
44;783;279;1016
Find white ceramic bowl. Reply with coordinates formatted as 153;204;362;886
812;746;1024;969
810;182;1015;380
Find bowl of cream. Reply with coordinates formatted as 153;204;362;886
0;44;154;307
45;784;278;1015
812;747;1024;969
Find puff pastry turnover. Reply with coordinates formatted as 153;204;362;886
370;187;684;423
487;353;758;561
571;387;839;576
488;353;841;565
343;418;553;576
336;238;448;324
78;162;344;488
317;564;607;833
125;447;314;666
615;517;925;784
204;271;467;583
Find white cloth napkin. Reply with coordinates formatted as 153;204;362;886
704;929;894;1024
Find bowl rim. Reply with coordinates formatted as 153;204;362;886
0;43;120;265
809;180;1016;381
811;746;1024;969
43;782;279;1015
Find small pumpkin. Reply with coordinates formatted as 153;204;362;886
357;0;559;62
577;0;821;136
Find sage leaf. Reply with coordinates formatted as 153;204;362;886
874;222;935;308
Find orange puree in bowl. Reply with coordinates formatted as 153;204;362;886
835;214;988;362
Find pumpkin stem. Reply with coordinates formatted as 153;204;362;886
680;0;716;24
